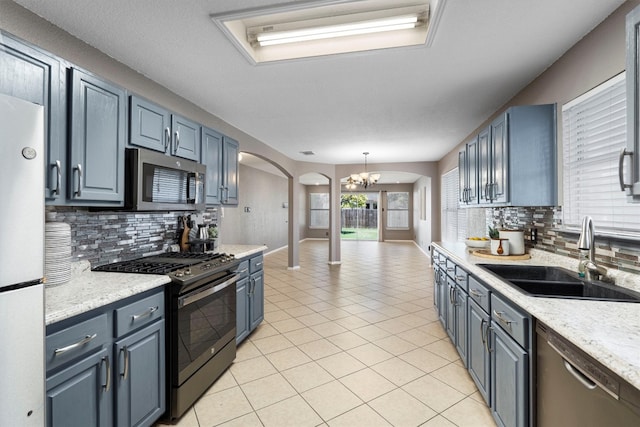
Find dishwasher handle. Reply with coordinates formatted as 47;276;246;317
563;359;597;391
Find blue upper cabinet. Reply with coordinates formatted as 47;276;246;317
0;32;65;204
625;6;640;202
129;95;200;161
171;114;200;161
69;68;125;205
222;136;239;205
202;126;223;205
129;95;171;153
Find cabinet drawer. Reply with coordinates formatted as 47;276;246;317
468;276;491;313
250;254;264;273
46;313;109;372
491;293;529;349
445;258;457;279
114;291;164;337
236;260;249;279
432;250;441;266
454;266;468;292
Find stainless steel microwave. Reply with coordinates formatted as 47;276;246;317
125;148;205;211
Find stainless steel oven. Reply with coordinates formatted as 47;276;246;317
169;271;238;419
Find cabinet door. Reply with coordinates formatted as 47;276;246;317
454;287;468;366
249;272;264;331
115;320;165;427
236;277;249;344
202;126;223;205
46;348;111;427
478;126;491;202
171;114;200;161
445;279;456;342
0;34;64;203
458;149;467;204
129;95;170;153
433;266;441;310
222;136;239;205
437;269;447;327
490;113;508;204
626;7;640;201
468;299;490;404
491;322;528;427
69;68;125;204
467;136;479;204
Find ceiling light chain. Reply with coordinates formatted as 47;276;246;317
345;152;380;190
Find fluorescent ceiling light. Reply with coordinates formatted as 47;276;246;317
254;14;421;47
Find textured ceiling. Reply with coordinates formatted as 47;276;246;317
13;0;626;167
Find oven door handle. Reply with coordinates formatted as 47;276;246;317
178;274;239;307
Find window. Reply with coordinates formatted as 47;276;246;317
562;72;640;236
441;168;467;242
386;192;409;229
309;193;329;228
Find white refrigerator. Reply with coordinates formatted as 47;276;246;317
0;92;45;425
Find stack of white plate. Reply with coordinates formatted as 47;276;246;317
45;222;71;286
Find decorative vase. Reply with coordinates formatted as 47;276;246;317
490;238;510;256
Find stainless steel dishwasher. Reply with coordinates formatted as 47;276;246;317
536;322;640;426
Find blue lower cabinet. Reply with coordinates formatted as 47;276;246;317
249;271;264;331
467;299;490;404
236;253;264;344
236;276;250;344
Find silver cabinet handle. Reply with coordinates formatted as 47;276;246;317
456;275;465;281
75;163;83;197
164;127;171;152
102;355;111;392
493;310;513;328
618;148;633;191
54;333;97;355
480;319;491;353
174;130;180;154
255;262;263;268
53;160;62;196
225;187;229;202
469;288;485;298
120;346;129;380
131;306;158;321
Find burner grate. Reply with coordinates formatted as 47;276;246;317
93;260;185;275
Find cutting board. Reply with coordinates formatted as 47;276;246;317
473;249;531;260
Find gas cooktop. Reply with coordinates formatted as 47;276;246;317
93;252;234;275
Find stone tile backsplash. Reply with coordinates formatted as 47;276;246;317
46;206;218;266
486;206;640;274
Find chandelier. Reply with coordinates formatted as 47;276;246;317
345;152;381;190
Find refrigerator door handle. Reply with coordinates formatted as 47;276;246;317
54;333;97;355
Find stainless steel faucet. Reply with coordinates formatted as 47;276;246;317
577;216;606;281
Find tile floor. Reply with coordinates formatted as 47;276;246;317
160;240;496;427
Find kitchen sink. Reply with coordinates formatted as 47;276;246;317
478;264;640;302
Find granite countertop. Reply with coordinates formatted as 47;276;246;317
45;244;267;326
433;241;640;391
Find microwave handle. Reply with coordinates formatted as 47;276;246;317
187;172;202;203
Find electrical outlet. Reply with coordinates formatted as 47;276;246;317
244;207;251;213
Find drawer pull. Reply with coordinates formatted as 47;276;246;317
54;333;97;355
456;275;466;281
120;346;129;380
102;355;111;392
255;262;263;267
132;306;158;321
493;310;513;327
470;288;485;298
237;268;249;274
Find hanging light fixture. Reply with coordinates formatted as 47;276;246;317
345;152;380;190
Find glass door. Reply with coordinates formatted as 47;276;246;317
340;192;379;240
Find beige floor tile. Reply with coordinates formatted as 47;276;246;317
235;340;262;362
334;315;370;330
316;351;367;378
371;357;426;386
252;334;295;354
248;323;279;340
269;317;307;334
327;330;369;350
284;305;316;317
341;303;371;314
217;411;263;427
297;312;331;327
193;386;253;426
274;299;303;309
327;404;392;427
264;309;293;323
240;373;298;410
282;327;324;346
375;318;415;335
425;339;462;362
298;338;342;360
373;334;418;356
397;328;441;347
301;380;363;421
159;407;198;427
430;363;478;395
281;361;334;393
339;368;397;402
402;374;466;412
422;321;449;339
257;395;324;427
265;346;313;371
398;347;451;373
420;414;458;427
352;324;392;341
395;313;431;328
369;388;438;427
203;368;237;396
355;310;390;324
230;355;277;384
346;343;394;366
318;307;352;320
441;397;496;426
310;321;349;337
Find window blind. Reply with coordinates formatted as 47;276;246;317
387;192;409;229
441;168;466;242
562;72;640;234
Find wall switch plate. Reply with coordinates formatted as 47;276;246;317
244;207;251;213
